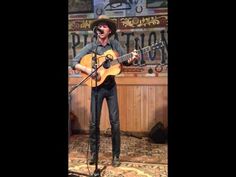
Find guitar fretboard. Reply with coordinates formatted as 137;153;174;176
110;42;163;65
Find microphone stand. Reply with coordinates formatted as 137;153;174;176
90;42;106;177
69;47;108;177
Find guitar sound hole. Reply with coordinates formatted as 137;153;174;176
103;59;111;69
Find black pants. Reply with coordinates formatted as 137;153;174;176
89;84;120;158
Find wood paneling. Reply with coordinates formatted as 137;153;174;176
69;75;167;134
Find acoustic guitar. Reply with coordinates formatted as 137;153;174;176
79;41;164;87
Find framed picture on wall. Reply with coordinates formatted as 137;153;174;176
146;0;168;8
69;0;94;14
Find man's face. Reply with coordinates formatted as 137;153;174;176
97;23;111;39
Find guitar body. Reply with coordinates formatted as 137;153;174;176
80;49;121;87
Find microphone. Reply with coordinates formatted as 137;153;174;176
93;26;104;34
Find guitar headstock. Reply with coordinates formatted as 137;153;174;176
151;41;165;50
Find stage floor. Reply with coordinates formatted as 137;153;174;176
69;134;168;177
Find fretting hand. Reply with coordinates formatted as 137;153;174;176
128;49;140;63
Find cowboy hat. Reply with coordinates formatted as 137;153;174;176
90;15;117;37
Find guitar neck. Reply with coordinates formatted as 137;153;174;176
111;46;152;65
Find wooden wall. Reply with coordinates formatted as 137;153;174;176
69;75;167;134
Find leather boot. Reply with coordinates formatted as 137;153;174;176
112;156;121;167
89;153;97;165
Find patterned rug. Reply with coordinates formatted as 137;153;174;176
69;134;168;177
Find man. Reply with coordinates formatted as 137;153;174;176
71;15;139;167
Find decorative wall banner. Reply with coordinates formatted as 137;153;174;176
68;29;168;68
69;15;167;31
67;1;168;20
93;0;168;17
68;0;94;14
146;0;167;8
119;15;167;29
94;0;143;17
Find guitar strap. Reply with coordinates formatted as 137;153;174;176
91;42;97;54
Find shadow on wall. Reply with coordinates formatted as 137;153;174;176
69;111;79;135
68;85;91;135
69;105;89;135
